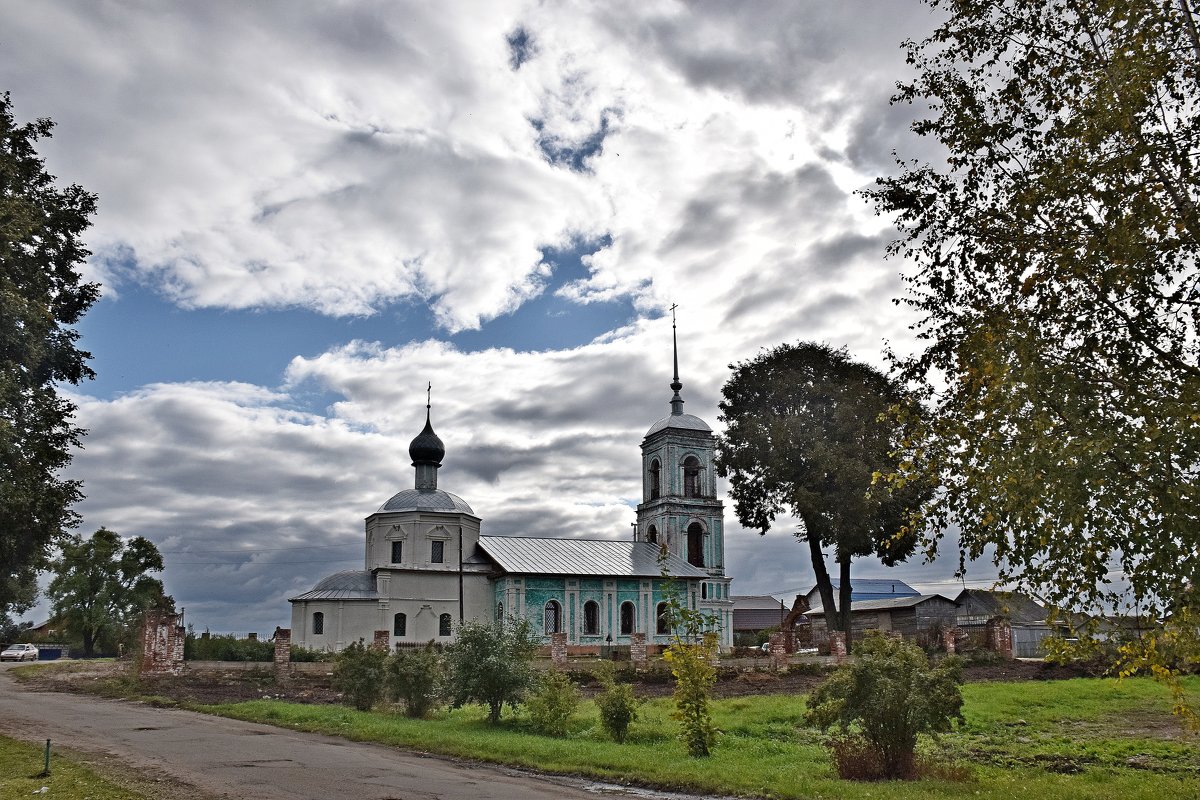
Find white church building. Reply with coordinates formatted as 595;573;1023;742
289;333;734;651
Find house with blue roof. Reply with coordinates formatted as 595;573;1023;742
800;577;919;610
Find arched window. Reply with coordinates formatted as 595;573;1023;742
495;602;504;621
683;456;702;498
656;602;670;635
649;459;661;500
620;601;635;635
544;600;562;634
583;600;600;635
393;613;407;637
687;522;705;568
647;525;658;544
312;612;324;635
439;613;452;637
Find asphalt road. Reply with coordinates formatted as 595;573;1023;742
0;662;712;800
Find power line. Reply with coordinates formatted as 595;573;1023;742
159;543;358;555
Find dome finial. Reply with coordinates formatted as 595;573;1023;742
669;304;684;415
409;383;445;490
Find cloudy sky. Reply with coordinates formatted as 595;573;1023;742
5;0;999;634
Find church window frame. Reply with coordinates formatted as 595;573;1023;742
439;613;452;637
619;601;636;635
656;602;670;635
683;455;702;498
311;611;324;636
394;612;407;637
544;600;563;634
431;539;445;564
649;458;661;500
390;540;403;564
583;600;600;636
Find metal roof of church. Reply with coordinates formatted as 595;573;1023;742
478;536;709;579
377;488;474;514
289;570;378;601
644;413;712;437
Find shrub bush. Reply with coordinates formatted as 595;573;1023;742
289;645;334;662
184;632;273;662
594;663;638;743
387;643;443;718
525;669;580;737
444;617;539;724
805;632;964;779
332;640;389;711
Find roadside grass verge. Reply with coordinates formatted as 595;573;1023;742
202;676;1199;800
0;734;148;800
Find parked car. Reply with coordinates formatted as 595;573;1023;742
1;643;38;662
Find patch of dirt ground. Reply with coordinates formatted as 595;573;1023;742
17;656;1100;706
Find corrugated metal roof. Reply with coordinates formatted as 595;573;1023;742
478;536;709;578
732;595;786;611
289;570;378;601
805;593;957;617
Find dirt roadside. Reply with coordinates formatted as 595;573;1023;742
14;656;1094;706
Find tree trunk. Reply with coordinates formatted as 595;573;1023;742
806;531;839;630
838;558;853;651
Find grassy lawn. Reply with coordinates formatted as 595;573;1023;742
201;676;1199;800
0;735;150;800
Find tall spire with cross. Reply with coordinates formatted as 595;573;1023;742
669;304;685;416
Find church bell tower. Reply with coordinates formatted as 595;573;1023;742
635;311;728;602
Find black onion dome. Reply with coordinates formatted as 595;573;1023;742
408;412;445;465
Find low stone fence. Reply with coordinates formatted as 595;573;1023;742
186;660;332;675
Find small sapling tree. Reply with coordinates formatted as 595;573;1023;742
444;617;539;724
332;640;388;711
659;578;719;757
525;668;580;737
386;642;444;718
594;662;639;743
805;633;964;779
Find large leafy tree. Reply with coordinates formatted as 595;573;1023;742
870;1;1200;658
47;528;168;657
715;343;929;641
0;92;98;617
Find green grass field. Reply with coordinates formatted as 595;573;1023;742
202;676;1200;800
0;735;150;800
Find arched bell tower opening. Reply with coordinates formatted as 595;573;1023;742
687;522;705;567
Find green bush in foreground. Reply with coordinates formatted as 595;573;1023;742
387;643;443;718
594;663;638;743
332;640;389;711
806;632;964;779
525;669;580;737
444;617;539;724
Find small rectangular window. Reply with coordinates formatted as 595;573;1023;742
390;540;402;563
431;540;445;563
